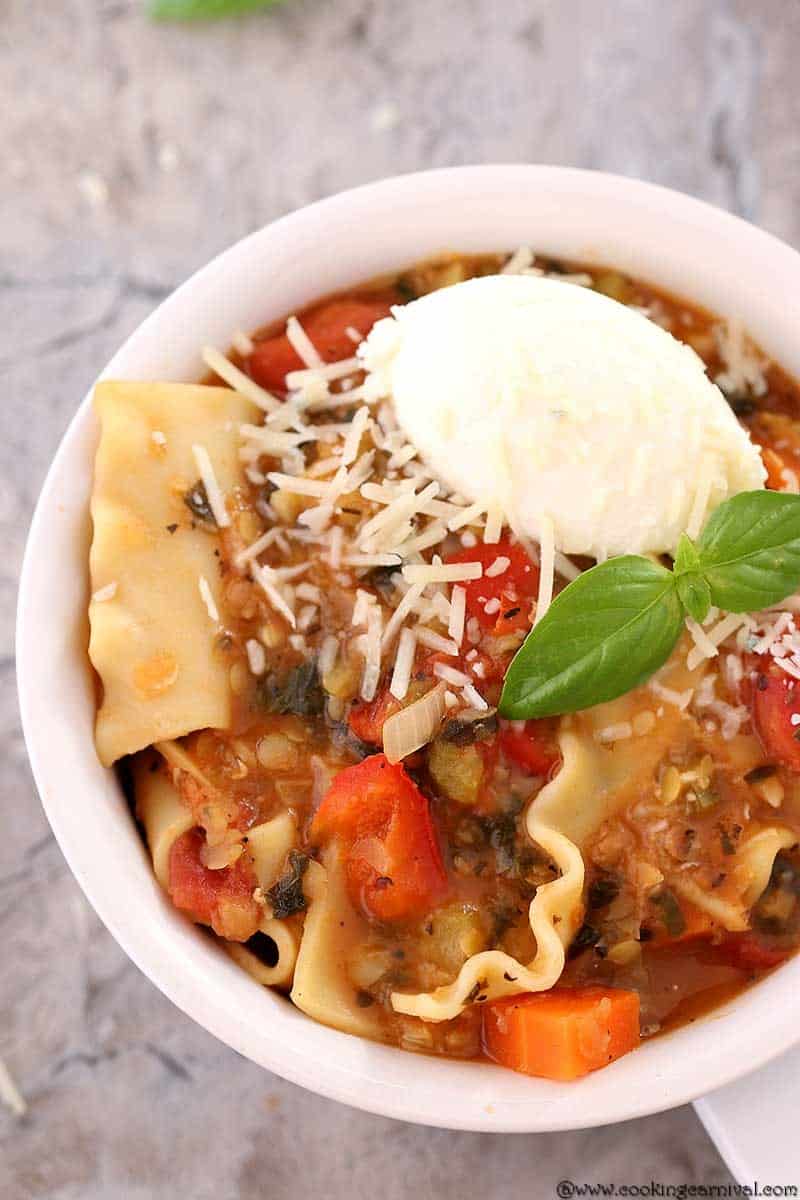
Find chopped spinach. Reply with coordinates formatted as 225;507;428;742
183;480;216;525
650;888;686;938
587;874;620;911
568;922;602;958
441;710;498;745
258;660;325;717
267;851;310;919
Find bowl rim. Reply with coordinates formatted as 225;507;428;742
17;163;800;1132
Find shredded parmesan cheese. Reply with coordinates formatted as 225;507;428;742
198;576;219;623
534;514;555;624
192;444;230;528
202;345;279;413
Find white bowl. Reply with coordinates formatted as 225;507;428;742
17;165;800;1132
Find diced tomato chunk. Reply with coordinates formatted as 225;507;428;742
500;719;560;776
168;828;259;942
482;986;640;1080
716;931;791;971
348;689;401;745
750;656;800;771
311;754;448;922
446;538;539;633
247;297;394;392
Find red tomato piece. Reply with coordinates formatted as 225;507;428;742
716;931;790;971
500;719;560;776
247;297;394;392
750;657;800;771
348;688;401;745
310;754;448;922
446;539;539;633
168;828;259;942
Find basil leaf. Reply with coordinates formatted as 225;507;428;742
673;532;701;576
149;0;280;19
499;557;684;719
694;490;800;612
676;572;711;624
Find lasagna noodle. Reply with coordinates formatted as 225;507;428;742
135;754;301;984
392;657;700;1022
224;919;300;988
291;851;386;1039
89;381;258;765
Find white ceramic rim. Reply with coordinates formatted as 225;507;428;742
17;165;800;1132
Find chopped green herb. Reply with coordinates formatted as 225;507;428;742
441;711;498;745
267;851;310;919
587;875;620;910
183;480;216;525
650;889;686;938
259;660;325;717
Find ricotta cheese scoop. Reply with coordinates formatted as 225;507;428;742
359;274;765;559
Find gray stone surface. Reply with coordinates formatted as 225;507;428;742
3;1;798;1195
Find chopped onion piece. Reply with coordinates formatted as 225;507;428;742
383;683;447;764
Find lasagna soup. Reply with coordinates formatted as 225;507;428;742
89;251;800;1081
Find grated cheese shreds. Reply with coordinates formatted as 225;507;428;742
596;721;634;744
360;603;383;701
534;514;555;624
685;615;718;661
345;553;400;568
554;550;581;581
286;315;323;368
390;627;417;699
352;589;373;628
318;634;339;677
92;581;117;603
433;662;471;688
246;638;266;676
382;583;425;650
286;357;361;390
485;555;510;579
448;585;466;645
416;626;458;655
345;324;362;344
267;473;330;498
686;612;750;670
447;501;486;532
483;502;503;544
403;560;482;584
502;245;534;274
198;576;219;624
714;316;768;399
192;444;230;528
649;679;693;710
231;329;255;357
341;405;371;468
461;682;489;711
252;563;296;628
235;528;282;568
0;1057;26;1117
202;345;279;414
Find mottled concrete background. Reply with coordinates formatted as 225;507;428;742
3;1;799;1196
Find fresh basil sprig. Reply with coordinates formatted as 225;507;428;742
499;490;800;720
149;0;281;19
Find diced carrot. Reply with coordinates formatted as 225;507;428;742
762;447;788;491
482;986;640;1080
